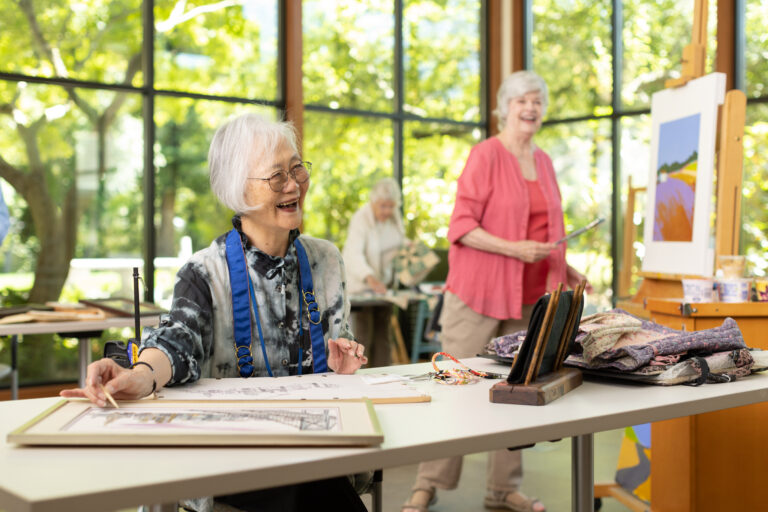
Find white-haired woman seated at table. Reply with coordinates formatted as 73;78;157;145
62;113;369;512
343;177;406;367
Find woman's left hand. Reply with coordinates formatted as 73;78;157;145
566;265;594;293
328;337;368;374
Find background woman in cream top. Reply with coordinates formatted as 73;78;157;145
343;178;406;367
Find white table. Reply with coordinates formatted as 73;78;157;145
1;358;767;512
0;316;161;399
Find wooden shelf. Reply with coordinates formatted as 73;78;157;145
645;298;768;318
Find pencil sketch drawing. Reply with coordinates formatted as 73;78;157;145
62;406;341;433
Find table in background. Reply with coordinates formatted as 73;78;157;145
0;315;162;399
350;291;433;365
1;358;767;512
645;298;768;511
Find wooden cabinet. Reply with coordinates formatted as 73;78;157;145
645;299;768;512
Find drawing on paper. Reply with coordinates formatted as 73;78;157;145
155;374;430;403
653;113;701;242
62;406;341;433
166;381;341;399
8;399;383;447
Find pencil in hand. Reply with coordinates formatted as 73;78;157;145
99;384;120;409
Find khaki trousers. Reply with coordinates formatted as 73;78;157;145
350;305;392;368
413;292;533;493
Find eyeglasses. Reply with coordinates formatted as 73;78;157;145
248;161;312;192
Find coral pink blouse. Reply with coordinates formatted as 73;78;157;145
522;179;550;304
445;137;567;320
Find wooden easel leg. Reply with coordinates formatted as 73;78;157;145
390;314;409;365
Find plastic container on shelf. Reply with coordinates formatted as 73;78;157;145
716;254;746;279
715;278;752;303
755;279;768;302
682;278;717;303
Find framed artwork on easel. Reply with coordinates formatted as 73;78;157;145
641;72;726;277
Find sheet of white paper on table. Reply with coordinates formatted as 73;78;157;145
156;373;430;403
359;373;410;385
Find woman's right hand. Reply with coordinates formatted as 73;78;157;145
60;358;155;407
510;240;557;263
365;275;388;294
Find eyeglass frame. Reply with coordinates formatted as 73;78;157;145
247;161;312;192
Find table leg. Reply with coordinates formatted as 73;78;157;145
78;338;92;388
571;433;594;512
11;335;18;401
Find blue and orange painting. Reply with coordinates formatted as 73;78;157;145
653;113;701;242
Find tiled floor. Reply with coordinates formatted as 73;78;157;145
363;428;636;512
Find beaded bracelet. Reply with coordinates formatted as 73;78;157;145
129;361;157;395
430;351;489;385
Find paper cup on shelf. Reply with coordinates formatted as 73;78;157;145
716;278;752;303
716;255;746;278
682;279;717;303
755;280;768;302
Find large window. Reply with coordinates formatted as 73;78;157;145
0;0;282;387
529;0;746;312
2;1;762;390
743;0;768;278
0;0;485;389
302;0;485;250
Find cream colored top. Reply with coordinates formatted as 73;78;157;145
343;203;405;294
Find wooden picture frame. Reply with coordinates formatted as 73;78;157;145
79;298;167;317
7;399;383;447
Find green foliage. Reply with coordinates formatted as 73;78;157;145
302;112;394;243
532;0;613;118
742;105;768;277
404;0;482;121
154;0;278;99
303;0;395;111
301;0;484;250
537;120;613;309
745;0;768;98
403;122;480;247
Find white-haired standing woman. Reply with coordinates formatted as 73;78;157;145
62;113;369;512
402;71;591;512
342;177;406;367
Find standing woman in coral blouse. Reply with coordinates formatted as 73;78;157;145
402;70;590;512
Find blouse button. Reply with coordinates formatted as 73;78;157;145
281;358;289;367
278;321;285;329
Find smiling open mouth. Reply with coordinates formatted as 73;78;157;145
277;200;298;209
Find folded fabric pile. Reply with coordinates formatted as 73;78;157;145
488;309;767;385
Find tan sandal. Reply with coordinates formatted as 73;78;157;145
484;491;545;512
401;487;437;512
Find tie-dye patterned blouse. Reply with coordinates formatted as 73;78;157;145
141;216;354;384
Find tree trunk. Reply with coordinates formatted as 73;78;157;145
157;188;176;257
26;181;78;303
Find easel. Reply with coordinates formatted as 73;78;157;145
617;0;746;315
608;1;752;510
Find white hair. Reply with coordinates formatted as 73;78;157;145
493;70;549;131
369;177;402;207
208;113;298;213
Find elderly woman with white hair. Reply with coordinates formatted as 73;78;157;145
62;113;369;512
342;177;406;367
402;71;590;512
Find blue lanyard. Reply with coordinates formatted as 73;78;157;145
224;229;327;377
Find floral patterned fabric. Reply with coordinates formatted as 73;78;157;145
488;309;756;385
